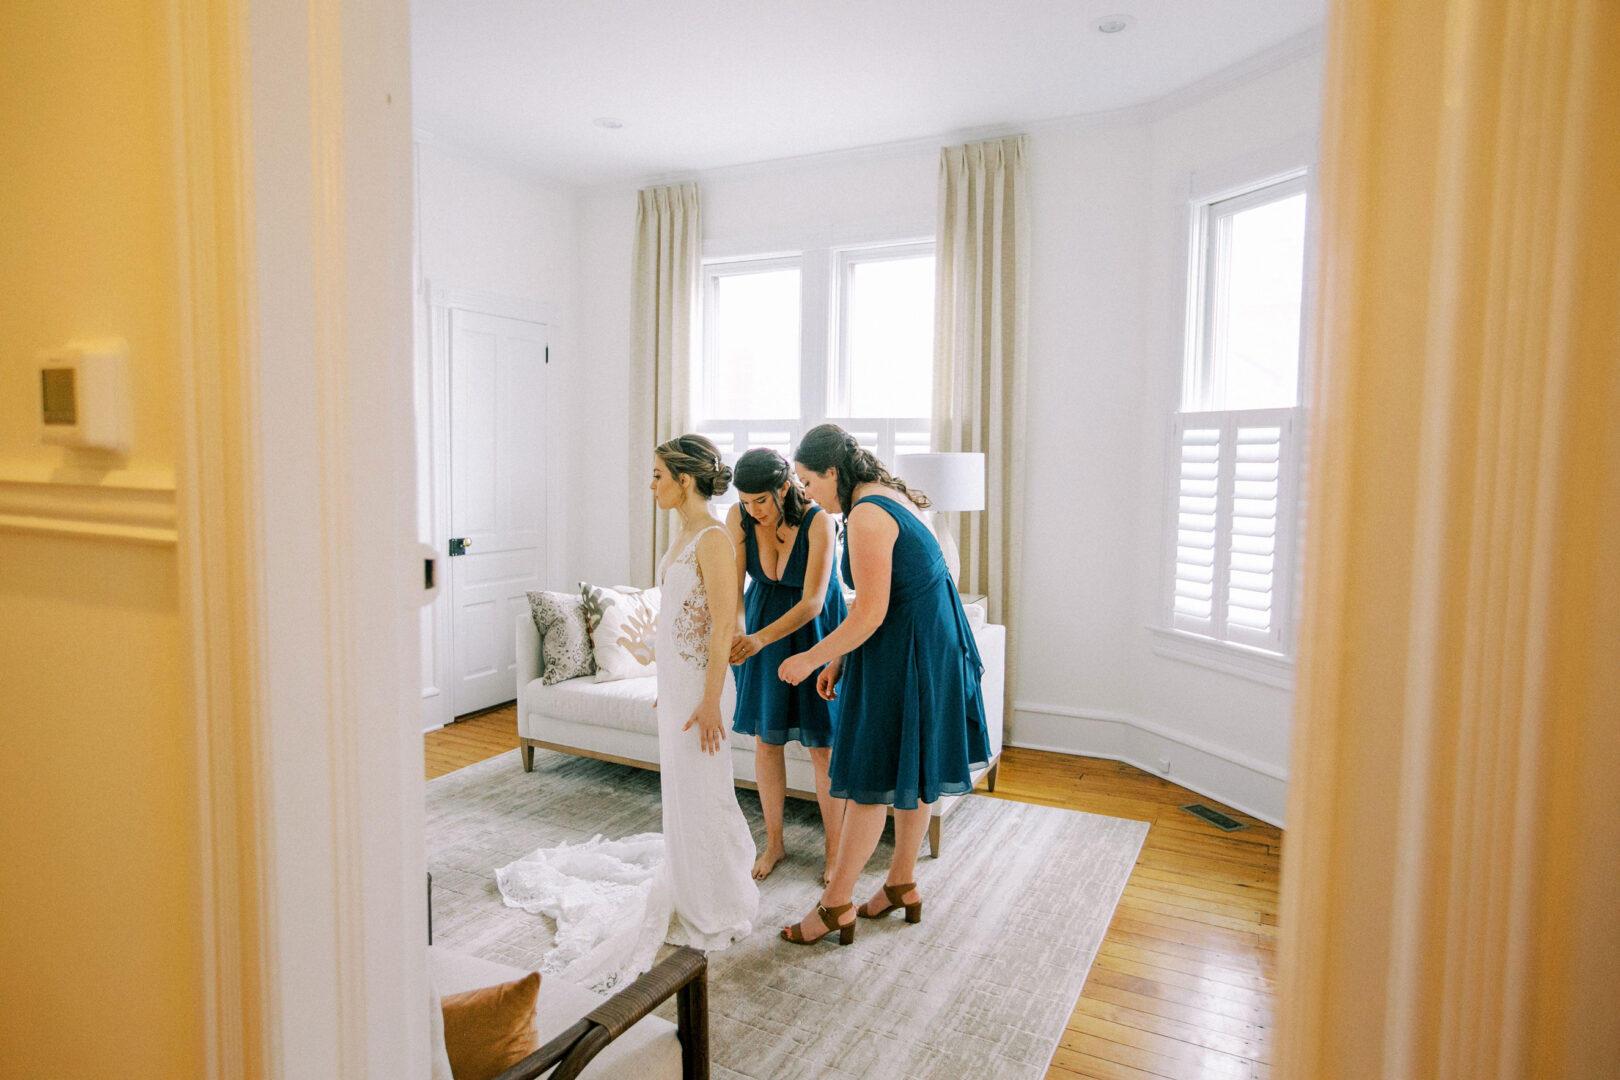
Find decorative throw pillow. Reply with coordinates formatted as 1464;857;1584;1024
526;590;595;685
439;971;541;1080
581;582;660;682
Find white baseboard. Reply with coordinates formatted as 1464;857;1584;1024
1010;701;1288;828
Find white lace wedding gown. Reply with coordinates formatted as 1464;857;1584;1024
495;525;758;991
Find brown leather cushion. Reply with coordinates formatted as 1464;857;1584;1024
439;971;541;1080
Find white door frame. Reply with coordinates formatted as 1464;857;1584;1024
174;0;426;1076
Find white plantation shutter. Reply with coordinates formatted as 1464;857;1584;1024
1173;425;1221;630
1167;408;1298;654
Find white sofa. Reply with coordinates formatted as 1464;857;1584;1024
514;607;1004;857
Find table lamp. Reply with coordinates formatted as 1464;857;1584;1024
894;452;985;586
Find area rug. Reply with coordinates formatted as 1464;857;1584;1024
427;748;1148;1080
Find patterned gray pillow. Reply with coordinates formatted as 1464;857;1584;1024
527;589;596;685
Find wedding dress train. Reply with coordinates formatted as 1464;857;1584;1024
496;526;758;991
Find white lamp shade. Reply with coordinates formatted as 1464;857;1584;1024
894;452;985;513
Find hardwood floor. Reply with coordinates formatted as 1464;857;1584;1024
425;706;1281;1080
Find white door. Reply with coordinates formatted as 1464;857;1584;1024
447;309;547;716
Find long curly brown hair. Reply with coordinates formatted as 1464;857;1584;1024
792;423;930;513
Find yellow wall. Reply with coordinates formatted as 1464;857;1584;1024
0;3;204;1077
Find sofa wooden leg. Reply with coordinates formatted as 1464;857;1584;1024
676;965;709;1080
520;740;534;773
986;757;1000;793
928;815;941;859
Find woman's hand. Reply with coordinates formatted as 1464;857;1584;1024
729;633;763;664
778;652;819;687
816;656;844;701
682;697;726;755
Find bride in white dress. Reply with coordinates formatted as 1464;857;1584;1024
495;436;758;989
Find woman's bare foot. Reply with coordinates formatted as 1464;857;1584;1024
751;844;786;881
860;881;919;917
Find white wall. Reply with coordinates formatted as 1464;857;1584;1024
414;139;579;586
413;140;581;726
1016;56;1323;826
565;51;1324;824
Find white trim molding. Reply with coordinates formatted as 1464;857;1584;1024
168;0;273;1077
1150;626;1295;689
1011;700;1288;827
425;280;558;327
0;472;178;545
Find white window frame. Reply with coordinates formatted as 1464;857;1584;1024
1184;174;1308;412
696;240;935;470
1158;170;1310;681
830;240;936;419
699;253;809;427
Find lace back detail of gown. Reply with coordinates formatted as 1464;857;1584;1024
669;538;713;666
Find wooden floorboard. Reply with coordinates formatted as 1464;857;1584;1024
423;717;1282;1079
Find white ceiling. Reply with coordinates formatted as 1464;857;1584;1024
410;1;1326;187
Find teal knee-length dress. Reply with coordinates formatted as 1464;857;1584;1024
829;495;989;809
731;505;847;747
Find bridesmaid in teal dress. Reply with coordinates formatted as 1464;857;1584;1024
723;448;848;882
777;425;989;946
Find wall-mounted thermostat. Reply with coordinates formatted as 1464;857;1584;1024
40;338;132;455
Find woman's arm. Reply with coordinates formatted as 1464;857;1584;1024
731;512;836;662
724;503;749;636
684;528;740;754
778;503;895;684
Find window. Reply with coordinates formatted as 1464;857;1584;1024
696;242;935;471
701;259;801;420
1164;176;1308;662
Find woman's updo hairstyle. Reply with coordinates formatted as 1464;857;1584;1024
655;434;732;498
734;447;810;534
793;423;930;514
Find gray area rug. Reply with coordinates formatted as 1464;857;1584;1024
427;749;1148;1080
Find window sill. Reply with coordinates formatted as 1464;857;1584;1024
1149;626;1294;690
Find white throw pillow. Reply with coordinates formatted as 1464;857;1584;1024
963;599;987;629
581;582;660;682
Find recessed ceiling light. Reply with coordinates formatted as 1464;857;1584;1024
593;117;625;130
1093;14;1134;34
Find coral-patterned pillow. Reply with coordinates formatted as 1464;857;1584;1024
581;582;660;682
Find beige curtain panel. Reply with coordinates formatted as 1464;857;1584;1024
1276;2;1620;1077
932;133;1029;695
627;182;700;586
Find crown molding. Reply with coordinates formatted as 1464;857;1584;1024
421;25;1326;196
590;25;1325;195
1145;25;1325;121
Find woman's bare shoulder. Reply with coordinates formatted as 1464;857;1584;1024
697;523;736;558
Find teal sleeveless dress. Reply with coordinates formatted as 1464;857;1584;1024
830;495;989;809
731;505;847;747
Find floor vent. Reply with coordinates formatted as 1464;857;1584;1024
1181;803;1249;832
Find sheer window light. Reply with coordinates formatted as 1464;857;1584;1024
700;261;801;421
696;242;934;468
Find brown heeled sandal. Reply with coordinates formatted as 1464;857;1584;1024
859;882;922;924
781;902;856;946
